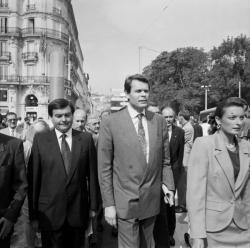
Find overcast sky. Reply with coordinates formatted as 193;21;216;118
72;0;250;94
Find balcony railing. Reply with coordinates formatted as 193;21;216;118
0;27;21;37
0;75;20;84
53;7;62;15
20;76;49;85
0;51;11;61
26;4;36;11
22;27;69;43
0;2;8;8
22;52;38;63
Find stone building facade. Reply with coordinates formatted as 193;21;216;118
0;0;90;120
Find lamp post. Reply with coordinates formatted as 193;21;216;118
201;84;211;110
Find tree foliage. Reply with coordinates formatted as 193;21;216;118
143;35;250;114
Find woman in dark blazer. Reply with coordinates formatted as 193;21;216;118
187;97;250;248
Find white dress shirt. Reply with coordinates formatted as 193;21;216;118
127;104;149;163
55;128;72;151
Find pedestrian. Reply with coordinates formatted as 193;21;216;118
187;97;250;247
98;74;175;247
0;133;27;248
28;98;99;248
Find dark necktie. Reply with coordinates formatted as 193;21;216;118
137;113;147;158
61;133;71;175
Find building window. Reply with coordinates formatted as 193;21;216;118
0;0;8;8
26;40;34;52
0;40;7;55
28;18;35;33
0;17;8;33
27;65;34;77
0;64;8;80
0;89;7;101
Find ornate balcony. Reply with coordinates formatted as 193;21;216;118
20;76;49;86
0;27;21;37
22;52;38;63
0;51;11;62
22;27;69;43
26;4;36;12
0;2;9;12
0;75;20;85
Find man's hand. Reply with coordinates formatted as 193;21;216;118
162;184;174;206
0;217;14;239
192;238;205;248
104;206;117;227
90;210;96;218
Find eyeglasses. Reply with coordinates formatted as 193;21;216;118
7;118;17;122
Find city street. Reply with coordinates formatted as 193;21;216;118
11;212;188;248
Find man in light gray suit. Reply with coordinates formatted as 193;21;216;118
98;74;175;247
0;112;23;139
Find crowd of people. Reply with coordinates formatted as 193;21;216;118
0;73;250;248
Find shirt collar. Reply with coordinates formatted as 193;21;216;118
55;128;72;139
127;104;146;119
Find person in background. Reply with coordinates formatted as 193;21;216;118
0;112;23;138
154;106;184;247
86;115;100;147
28;98;99;248
98;74;175;247
12;120;50;248
187;97;250;248
0;133;27;248
0;114;5;129
73;109;88;132
147;102;161;114
176;110;194;213
191;116;203;141
200;115;210;136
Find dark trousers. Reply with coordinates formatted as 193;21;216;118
177;166;187;208
41;220;84;248
0;238;11;248
153;193;170;248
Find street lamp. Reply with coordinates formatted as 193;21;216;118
201;84;211;110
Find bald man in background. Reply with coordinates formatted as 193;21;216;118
73;109;88;132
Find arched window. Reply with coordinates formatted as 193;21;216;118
25;94;38;106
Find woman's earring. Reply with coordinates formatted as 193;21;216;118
217;124;221;129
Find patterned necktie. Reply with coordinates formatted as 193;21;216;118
10;129;14;137
137;113;147;157
61;133;71;175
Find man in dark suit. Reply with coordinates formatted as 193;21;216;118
98;74;175;247
0;133;27;248
160;106;184;246
28;98;98;248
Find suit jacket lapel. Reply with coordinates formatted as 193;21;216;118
147;110;157;166
235;140;250;193
66;129;81;186
214;133;235;193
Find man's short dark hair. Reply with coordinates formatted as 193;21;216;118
48;98;75;117
124;74;150;94
178;110;190;121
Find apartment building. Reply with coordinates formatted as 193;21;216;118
0;0;90;120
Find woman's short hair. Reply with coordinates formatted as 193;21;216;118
214;97;245;119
